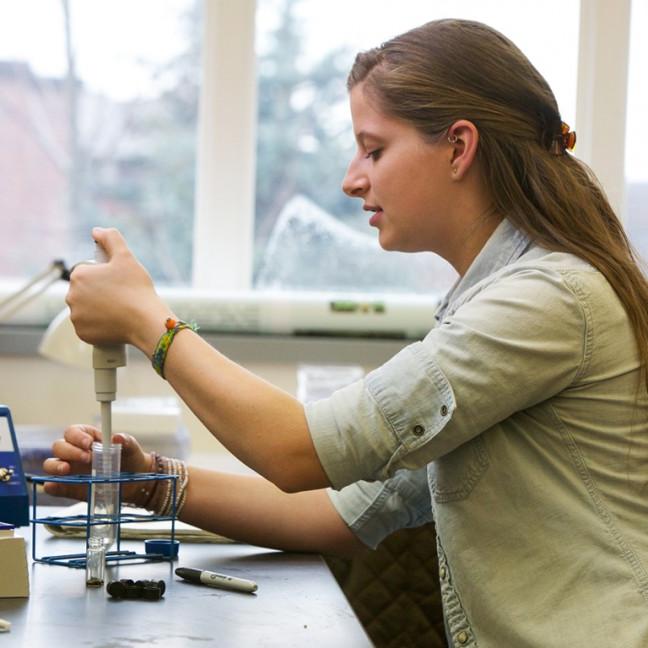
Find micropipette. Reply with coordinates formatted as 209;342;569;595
92;243;127;447
88;242;127;559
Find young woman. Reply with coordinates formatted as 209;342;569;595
45;19;648;647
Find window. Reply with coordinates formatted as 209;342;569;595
4;1;640;337
0;0;200;284
252;0;580;294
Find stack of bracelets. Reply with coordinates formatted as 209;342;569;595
130;452;189;517
127;317;197;516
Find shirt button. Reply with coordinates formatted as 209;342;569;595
457;631;469;644
440;404;448;416
439;566;447;580
412;424;425;436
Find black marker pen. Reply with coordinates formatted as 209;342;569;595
175;567;258;593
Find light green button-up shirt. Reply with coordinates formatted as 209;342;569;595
306;218;648;647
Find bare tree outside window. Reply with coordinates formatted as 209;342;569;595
0;0;200;283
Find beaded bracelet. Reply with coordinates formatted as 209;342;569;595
152;317;198;379
158;458;189;517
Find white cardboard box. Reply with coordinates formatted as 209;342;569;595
0;536;29;597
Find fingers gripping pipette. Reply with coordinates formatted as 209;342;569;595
93;243;127;446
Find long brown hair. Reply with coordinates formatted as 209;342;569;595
349;19;648;390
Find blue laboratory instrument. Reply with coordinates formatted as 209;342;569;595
0;405;29;526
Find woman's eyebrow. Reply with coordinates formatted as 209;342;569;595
355;130;381;147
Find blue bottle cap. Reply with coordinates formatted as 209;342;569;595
144;539;180;558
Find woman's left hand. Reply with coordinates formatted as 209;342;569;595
43;425;153;503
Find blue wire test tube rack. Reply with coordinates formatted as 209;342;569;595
27;472;178;568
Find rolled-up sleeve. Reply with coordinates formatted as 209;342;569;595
306;344;456;489
306;266;587;490
327;466;433;549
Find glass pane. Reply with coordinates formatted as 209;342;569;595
0;0;200;284
625;0;648;258
254;0;580;294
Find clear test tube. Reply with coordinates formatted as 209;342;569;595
86;536;106;587
89;442;122;550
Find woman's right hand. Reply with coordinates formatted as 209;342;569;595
42;424;152;503
66;227;170;355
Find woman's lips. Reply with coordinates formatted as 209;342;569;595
369;209;383;226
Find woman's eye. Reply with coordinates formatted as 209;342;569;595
365;149;382;161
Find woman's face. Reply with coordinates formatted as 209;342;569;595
342;83;456;256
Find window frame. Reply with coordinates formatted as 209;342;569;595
575;0;631;216
192;0;257;291
0;0;634;338
197;0;632;293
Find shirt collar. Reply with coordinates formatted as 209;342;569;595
435;218;531;322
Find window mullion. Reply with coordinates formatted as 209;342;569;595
575;0;631;218
192;0;257;290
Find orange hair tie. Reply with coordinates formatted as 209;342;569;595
551;122;576;155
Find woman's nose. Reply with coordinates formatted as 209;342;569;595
342;159;369;198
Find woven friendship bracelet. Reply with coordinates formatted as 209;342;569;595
152;317;199;379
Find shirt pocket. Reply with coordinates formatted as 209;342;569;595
428;436;490;503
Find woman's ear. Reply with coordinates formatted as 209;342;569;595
447;120;479;180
